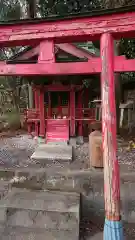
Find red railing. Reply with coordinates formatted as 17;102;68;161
24;107;98;122
75;108;96;120
24;108;40;121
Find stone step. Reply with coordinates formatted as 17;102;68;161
0;188;80;237
31;144;73;166
1;226;79;240
8;169;91;195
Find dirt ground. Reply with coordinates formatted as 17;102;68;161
0;131;134;239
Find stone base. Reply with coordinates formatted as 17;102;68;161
76;136;84;145
1;227;79;240
69;138;76;147
0;188;80;240
46;141;68;146
31;144;73;166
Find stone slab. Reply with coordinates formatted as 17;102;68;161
47;141;68;146
0;188;80;213
6;210;79;230
1;227;79;240
86;232;103;240
76;136;84;145
31;144;73;164
0;189;80;238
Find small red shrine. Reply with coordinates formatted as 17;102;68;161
8;43;100;143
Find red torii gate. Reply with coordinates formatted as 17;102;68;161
1;5;135;239
10;43;96;61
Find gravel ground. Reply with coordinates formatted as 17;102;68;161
0;133;133;170
0;133;134;239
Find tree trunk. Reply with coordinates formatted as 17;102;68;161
26;0;36;18
28;83;33;108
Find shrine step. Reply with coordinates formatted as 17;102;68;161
0;188;80;240
1;227;79;240
31;144;73;166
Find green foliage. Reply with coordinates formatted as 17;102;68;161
0;0;21;20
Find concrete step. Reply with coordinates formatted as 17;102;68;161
7;169;91;195
1;167;135;223
0;188;80;239
31;144;73;167
1;226;79;240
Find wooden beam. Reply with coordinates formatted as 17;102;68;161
57;43;95;59
11;43;95;61
16;46;39;60
1;11;135;46
101;33;120;221
116;58;135;72
0;61;101;75
1;56;135;76
38;40;55;63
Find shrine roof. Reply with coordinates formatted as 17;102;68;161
0;5;135;25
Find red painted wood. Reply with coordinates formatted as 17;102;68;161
57;43;95;59
11;43;96;61
16;45;39;60
1;56;131;76
70;88;75;137
48;92;52;118
38;40;55;63
46;119;69;143
0;61;100;75
78;91;83;136
1;11;135;46
26;108;39;119
101;33;120;221
34;88;39;109
35;121;39;136
39;88;45;137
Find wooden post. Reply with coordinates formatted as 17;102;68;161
34;88;39;136
58;94;62;117
85;88;89;108
34;88;39;110
39;87;45;137
38;40;55;138
101;33;123;240
78;90;83;137
48;92;52;118
70;87;75;137
32;85;39;136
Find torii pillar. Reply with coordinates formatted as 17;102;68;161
100;33;123;240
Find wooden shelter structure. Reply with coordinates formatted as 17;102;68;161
8;43;99;142
1;4;135;239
